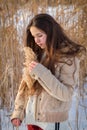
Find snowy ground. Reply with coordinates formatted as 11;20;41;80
0;107;27;130
0;83;87;130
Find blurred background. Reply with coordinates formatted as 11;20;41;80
0;0;87;130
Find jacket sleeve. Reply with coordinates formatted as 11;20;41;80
10;80;29;121
11;47;37;121
30;57;80;102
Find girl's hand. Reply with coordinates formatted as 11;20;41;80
28;61;38;73
11;118;22;127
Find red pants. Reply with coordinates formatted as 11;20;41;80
27;125;43;130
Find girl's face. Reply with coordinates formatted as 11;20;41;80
30;26;47;49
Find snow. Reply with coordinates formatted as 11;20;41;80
0;108;27;130
1;85;87;130
1;3;87;130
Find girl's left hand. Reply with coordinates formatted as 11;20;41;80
28;61;38;73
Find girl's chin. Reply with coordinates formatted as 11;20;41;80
40;46;44;49
40;45;46;49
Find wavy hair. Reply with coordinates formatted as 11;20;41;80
25;13;86;95
26;13;85;73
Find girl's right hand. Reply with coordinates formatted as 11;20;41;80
11;118;22;127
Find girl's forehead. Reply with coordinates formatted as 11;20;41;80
30;26;45;35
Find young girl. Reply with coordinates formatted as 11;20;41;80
11;13;85;130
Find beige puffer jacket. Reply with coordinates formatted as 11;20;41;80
11;47;80;122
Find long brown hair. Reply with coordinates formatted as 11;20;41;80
25;13;86;94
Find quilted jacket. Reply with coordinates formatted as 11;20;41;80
11;47;80;122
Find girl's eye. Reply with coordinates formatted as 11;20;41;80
38;35;42;37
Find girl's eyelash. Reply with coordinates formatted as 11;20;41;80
38;35;42;37
33;34;43;38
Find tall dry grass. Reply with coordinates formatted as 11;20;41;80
0;0;87;129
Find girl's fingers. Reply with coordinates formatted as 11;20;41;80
12;119;21;126
29;61;38;72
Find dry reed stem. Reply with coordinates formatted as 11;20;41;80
0;0;87;129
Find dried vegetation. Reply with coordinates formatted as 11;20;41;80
0;0;87;128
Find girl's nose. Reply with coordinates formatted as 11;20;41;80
35;37;40;44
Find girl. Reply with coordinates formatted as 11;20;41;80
11;13;85;130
